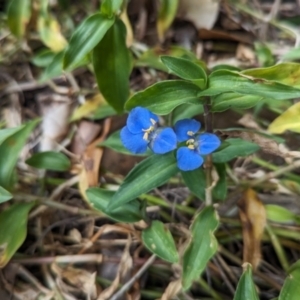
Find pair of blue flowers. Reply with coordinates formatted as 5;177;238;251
120;107;220;171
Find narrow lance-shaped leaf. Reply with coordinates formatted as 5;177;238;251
0;120;40;190
182;206;219;290
86;188;143;223
142;220;179;263
63;13;115;70
93;19;132;112
26;151;71;171
107;153;178;211
160;56;207;89
233;264;259;300
0;186;13;204
7;0;31;38
125;80;202;115
199;69;300;100
0;202;35;267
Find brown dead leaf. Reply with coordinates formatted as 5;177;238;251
160;279;182;300
237;113;261;130
177;0;219;30
51;264;97;299
238;188;266;270
236;43;256;64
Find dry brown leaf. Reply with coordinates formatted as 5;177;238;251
237;113;261;130
178;0;219;30
236;43;256;64
51;264;97;299
160;279;182;300
238;188;266;270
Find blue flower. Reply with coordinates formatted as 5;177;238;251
174;119;221;171
121;107;177;154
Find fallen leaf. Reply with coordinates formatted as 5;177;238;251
161;279;182;300
238;189;266;270
268;102;300;134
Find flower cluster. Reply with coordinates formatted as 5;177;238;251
120;107;220;171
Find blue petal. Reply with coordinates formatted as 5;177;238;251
120;126;148;154
174;119;201;142
127;107;159;134
176;147;204;171
197;133;221;155
149;128;177;154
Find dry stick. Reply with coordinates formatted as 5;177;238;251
109;254;156;300
203;97;213;206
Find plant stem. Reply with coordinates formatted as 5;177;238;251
203;97;213;206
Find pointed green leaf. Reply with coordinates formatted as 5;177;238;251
172;104;204;124
212;139;260;163
233;264;259;300
266;205;300;224
107;153;178;211
213;163;227;201
181;168;206;200
40;51;64;82
212;93;263;112
26;151;70;171
182;206;219;290
0;120;40;190
0;202;35;267
86;188;142;223
0;186;13;203
161;56;207;89
7;0;31;38
101;0;123;17
63;13;115;70
142;220;179;263
32;49;56;67
200;69;300;100
93;19;131;112
125;80;202;115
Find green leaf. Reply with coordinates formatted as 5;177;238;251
26;151;71;171
212;139;260;163
93;19;131;112
0;202;35;267
199;69;300;100
63;13;115;70
182;206;219;290
99;130;149;156
181;168;206;200
107;153;178;211
213;163;227;201
40;51;64;82
279;262;300;300
136;46;198;72
233;264;259;300
268;102;300;134
0;186;13;203
254;42;275;67
32;49;56;67
7;0;31;38
266;205;300;224
142;220;179;263
160;56;207;89
101;0;123;17
0;127;24;145
212;93;263;112
0;120;39;190
125;80;201;115
86;188;142;223
157;0;179;41
90;103;116;120
172;104;204;124
242;63;300;88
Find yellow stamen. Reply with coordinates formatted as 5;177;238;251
188;145;195;150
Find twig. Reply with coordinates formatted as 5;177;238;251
109;254;156;300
